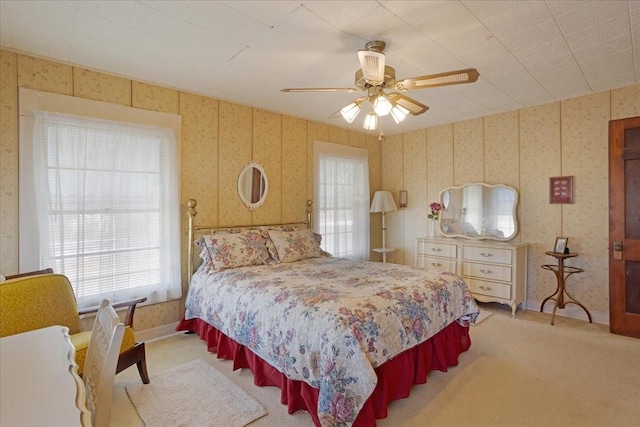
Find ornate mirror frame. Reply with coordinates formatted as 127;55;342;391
237;161;268;210
438;182;519;241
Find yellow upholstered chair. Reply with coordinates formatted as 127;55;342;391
0;270;149;384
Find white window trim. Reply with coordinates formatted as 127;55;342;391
18;88;182;305
313;140;370;260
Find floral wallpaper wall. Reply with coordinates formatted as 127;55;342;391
385;83;640;321
0;49;380;331
1;47;638;327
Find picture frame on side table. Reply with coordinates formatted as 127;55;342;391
554;237;568;254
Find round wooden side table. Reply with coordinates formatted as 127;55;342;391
540;251;592;325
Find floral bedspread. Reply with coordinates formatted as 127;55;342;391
184;257;478;427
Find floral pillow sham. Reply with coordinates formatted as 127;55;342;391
226;226;297;263
198;232;270;272
268;228;328;263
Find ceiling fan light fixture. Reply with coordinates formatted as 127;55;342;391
373;95;392;116
340;102;362;123
282;41;478;129
363;109;378;131
390;104;410;124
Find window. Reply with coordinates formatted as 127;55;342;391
313;141;370;259
19;89;181;309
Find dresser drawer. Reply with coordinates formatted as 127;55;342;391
466;278;511;300
416;255;457;273
462;261;512;282
417;240;457;259
463;246;512;265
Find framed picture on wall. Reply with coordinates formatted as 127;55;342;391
549;176;574;204
554;237;568;254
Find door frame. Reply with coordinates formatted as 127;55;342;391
609;115;640;338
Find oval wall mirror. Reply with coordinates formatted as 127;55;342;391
438;182;519;241
237;161;268;210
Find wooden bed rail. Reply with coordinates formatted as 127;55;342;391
186;198;313;284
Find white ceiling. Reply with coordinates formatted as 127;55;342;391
1;1;638;135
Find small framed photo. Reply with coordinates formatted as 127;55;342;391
554;237;568;254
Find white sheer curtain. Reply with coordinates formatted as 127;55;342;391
27;110;181;308
313;141;370;260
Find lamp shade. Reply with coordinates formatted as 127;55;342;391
340;101;362;123
373;95;392;116
390;104;409;124
362;109;378;131
370;190;398;213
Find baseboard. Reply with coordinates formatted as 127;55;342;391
524;299;609;325
136;322;181;343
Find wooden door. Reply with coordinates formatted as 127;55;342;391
609;115;640;338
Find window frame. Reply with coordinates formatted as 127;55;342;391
313;141;370;260
19;88;182;308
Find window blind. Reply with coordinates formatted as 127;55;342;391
314;142;370;260
30;110;181;308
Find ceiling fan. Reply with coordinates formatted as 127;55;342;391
281;41;479;130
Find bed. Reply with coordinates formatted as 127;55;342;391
176;199;479;427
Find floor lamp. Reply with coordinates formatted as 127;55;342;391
370;190;398;263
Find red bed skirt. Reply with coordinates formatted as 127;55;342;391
176;317;471;426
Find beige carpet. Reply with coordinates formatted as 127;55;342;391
112;305;640;427
126;358;267;427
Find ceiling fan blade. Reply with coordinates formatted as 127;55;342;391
395;68;479;91
281;87;359;93
329;109;342;119
387;93;429;116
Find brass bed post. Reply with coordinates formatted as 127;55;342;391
307;199;313;231
186;199;197;285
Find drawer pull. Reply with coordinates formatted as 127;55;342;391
431;248;442;252
430;262;442;267
480;252;493;258
479;285;493;291
479;269;493;275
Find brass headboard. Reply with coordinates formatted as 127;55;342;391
186;199;313;284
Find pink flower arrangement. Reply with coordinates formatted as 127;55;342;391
428;202;442;221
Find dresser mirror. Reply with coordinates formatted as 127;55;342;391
238;161;268;210
438;182;518;241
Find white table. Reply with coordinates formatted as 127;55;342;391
0;325;92;426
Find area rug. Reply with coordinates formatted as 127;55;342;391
126;358;267;427
471;308;494;326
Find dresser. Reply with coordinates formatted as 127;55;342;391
416;237;528;316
